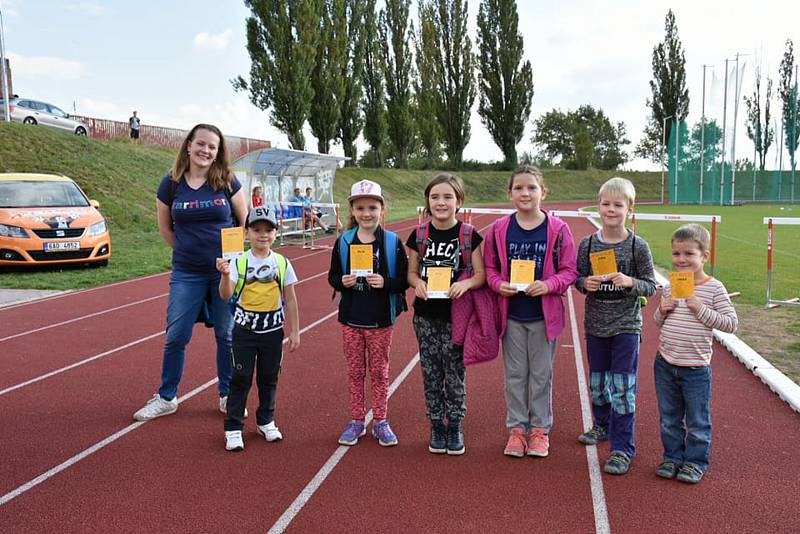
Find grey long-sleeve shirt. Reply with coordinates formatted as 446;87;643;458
575;230;657;337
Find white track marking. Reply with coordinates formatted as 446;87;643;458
267;353;420;534
567;287;611;534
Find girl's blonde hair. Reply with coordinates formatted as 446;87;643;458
347;197;386;230
423;173;465;216
598;177;636;207
170;123;233;192
508;165;549;195
672;223;711;253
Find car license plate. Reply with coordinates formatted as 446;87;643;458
44;241;80;251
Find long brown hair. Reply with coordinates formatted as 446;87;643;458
423;173;465;216
170;123;233;192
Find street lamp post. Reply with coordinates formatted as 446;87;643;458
661;115;674;205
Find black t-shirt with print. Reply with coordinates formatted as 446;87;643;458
405;221;483;320
347;235;384;328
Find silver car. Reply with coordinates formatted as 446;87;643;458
1;97;90;136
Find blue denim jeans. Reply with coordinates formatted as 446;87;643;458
654;354;712;472
158;269;233;401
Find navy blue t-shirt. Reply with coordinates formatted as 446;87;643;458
156;175;241;273
507;214;547;322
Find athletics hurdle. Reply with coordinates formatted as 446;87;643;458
764;217;800;309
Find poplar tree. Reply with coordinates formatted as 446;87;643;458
476;0;534;168
235;0;320;151
414;1;442;169
744;65;774;171
379;0;415;168
336;0;366;166
361;0;388;167
778;39;799;172
309;0;346;154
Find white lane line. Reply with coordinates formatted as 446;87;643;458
0;309;339;507
567;287;610;534
0;294;168;343
267;352;420;534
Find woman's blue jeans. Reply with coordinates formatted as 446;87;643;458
158;269;233;401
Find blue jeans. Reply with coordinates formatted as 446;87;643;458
158;269;233;401
654;354;712;472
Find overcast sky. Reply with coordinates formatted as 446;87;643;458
2;0;798;170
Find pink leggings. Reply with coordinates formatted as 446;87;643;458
341;325;393;421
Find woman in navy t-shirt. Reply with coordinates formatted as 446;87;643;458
133;124;248;421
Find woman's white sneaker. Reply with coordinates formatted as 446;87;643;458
133;394;178;421
225;430;244;451
257;421;283;442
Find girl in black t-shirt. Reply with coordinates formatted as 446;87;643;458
406;174;485;455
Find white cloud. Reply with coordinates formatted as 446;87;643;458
193;30;233;51
63;2;107;16
1;0;20;17
6;52;85;80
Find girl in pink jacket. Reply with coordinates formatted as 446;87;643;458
483;166;578;458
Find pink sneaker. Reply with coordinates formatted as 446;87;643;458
527;428;550;457
503;427;527;457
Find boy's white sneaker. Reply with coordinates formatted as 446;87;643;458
225;430;244;451
257;421;283;442
133;394;178;421
219;396;248;418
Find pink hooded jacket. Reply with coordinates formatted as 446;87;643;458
483;211;578;341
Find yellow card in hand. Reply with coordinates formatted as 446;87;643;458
590;249;617;276
221;227;244;260
350;244;374;276
510;259;535;291
427;267;452;299
670;272;695;299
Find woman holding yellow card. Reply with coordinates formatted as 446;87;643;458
484;166;578;459
133;124;248;422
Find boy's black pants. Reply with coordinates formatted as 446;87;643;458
224;326;284;431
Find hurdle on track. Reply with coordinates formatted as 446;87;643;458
763;217;800;309
417;207;722;274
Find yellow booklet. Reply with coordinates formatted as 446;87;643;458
427;267;452;299
590;249;617;276
510;259;535;291
220;227;244;260
670;272;695;299
349;244;373;276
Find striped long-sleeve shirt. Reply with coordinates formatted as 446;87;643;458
653;277;738;366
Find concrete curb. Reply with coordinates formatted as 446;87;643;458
578;208;800;414
0;289;70;308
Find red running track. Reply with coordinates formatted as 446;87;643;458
1;206;798;533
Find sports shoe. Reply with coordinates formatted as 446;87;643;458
257;421;283;442
429;420;447;454
676;463;705;484
604;451;632;475
225;430;244;451
338;420;366;446
527;428;550;457
656;461;679;479
446;420;465;456
133;394;178;421
503;427;527;457
372;420;398;447
219;396;248;418
577;425;609;445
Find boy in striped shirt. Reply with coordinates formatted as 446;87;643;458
653;223;738;484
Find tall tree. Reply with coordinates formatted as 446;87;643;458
361;0;387;167
476;0;534;169
309;0;345;154
430;0;476;169
778;39;799;172
336;0;366;166
235;0;320;150
684;119;723;172
744;65;774;171
414;1;442;169
573;126;593;170
636;9;689;162
379;0;415;168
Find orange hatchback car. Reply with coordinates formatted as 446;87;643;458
0;173;111;266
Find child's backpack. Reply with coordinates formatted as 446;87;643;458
230;252;288;312
338;227;404;323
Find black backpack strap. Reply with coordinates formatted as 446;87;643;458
553;228;563;272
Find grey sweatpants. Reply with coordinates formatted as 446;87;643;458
503;319;557;431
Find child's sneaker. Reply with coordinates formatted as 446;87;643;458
676;463;705;484
577;425;609;445
604;451;631;475
503;427;527;457
225;430;244;451
446;420;465;456
527;428;550;457
429;420;447;454
337;420;366;446
219;396;248;418
257;421;283;442
133;394;178;421
371;420;398;447
656;461;679;479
